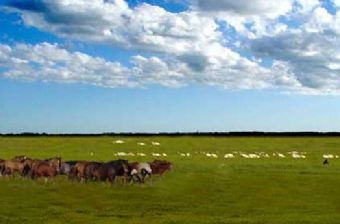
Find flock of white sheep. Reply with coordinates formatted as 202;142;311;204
112;140;338;159
114;140;160;146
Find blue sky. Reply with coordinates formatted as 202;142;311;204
1;0;340;133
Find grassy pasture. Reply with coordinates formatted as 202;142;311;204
0;136;340;224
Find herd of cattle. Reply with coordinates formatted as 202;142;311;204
0;156;173;184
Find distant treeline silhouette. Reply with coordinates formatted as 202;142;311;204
2;132;340;137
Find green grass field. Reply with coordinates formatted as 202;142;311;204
1;136;340;224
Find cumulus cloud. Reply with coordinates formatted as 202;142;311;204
3;0;340;94
192;0;320;38
0;42;137;87
193;0;294;17
0;42;298;90
248;6;340;94
2;0;297;90
4;0;220;54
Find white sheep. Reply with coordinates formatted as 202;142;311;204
114;140;124;144
292;153;306;159
248;154;260;159
224;153;234;158
180;153;186;157
277;153;285;158
137;153;146;157
152;142;160;146
323;154;334;159
211;153;218;158
240;153;249;158
116;152;127;156
137;142;145;146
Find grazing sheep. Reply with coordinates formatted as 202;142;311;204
137;142;145;146
323;154;334;159
248;154;260;159
240;153;249;158
152;142;160;146
211;153;218;158
263;154;270;158
291;153;306;159
277;153;285;158
152;153;161;157
258;152;270;158
224;153;235;158
137;153;146;157
178;152;186;157
162;153;167;157
115;140;124;144
116;152;127;156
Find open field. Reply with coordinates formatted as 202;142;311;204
1;136;340;224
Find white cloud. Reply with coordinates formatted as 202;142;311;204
6;0;220;55
193;0;294;18
0;42;298;90
4;0;340;94
0;42;137;88
192;0;320;38
248;7;340;94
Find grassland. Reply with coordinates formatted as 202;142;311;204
1;136;340;224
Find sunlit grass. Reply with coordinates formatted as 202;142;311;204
0;136;340;223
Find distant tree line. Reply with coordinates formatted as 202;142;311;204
2;132;340;137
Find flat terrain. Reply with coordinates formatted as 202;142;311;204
0;136;340;224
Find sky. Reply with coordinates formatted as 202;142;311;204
1;0;340;133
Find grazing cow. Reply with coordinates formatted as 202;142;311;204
129;162;152;183
59;161;78;175
149;160;172;176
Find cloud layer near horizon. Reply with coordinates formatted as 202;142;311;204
2;0;340;94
